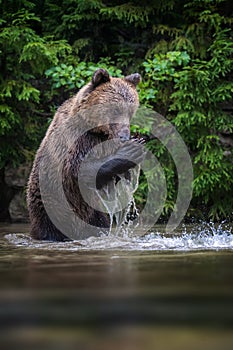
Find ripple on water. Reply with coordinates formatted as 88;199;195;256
4;222;233;252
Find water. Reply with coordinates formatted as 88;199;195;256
95;166;140;236
4;221;233;251
0;222;233;350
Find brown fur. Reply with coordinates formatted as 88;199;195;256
27;69;141;241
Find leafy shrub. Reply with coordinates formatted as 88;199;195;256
1;0;233;222
45;58;122;91
0;3;71;167
137;29;233;220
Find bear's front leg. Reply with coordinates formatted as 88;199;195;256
97;138;145;189
79;138;145;190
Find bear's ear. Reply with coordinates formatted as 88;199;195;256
92;68;110;88
124;73;141;86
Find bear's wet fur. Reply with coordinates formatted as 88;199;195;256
27;68;143;241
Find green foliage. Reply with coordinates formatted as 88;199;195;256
137;25;233;219
139;51;190;109
0;0;72;167
100;4;155;25
171;29;233;219
0;0;233;221
45;58;122;91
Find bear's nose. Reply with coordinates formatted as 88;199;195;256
120;134;130;142
118;127;130;142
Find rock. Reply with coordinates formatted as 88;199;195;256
9;190;29;222
5;164;31;187
4;163;31;222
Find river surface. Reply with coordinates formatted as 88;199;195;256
0;222;233;350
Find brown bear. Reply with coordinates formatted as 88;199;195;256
27;68;144;241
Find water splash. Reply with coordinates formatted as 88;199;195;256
5;222;233;252
95;165;140;235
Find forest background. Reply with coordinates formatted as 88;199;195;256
0;0;232;223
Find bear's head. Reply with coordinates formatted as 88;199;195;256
72;68;141;141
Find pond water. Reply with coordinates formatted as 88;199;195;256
0;222;233;350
